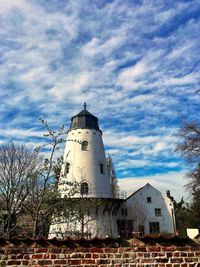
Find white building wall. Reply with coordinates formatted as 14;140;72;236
119;184;175;235
58;128;112;198
49;205;119;239
49;116;118;239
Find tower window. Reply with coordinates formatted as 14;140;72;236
64;162;70;176
100;163;104;174
80;182;89;195
81;141;89;151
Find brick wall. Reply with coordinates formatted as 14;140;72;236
0;245;200;266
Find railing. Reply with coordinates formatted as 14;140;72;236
113;190;127;200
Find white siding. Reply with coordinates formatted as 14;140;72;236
120;184;175;235
49;126;118;238
59;128;112;198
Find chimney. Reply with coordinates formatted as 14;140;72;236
166;190;171;198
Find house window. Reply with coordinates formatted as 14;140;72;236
100;163;104;174
81;141;88;151
64;162;70;176
149;222;160;234
80;182;89;195
147;197;151;203
121;209;124;216
155;208;162;216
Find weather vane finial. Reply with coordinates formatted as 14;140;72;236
84;102;87;110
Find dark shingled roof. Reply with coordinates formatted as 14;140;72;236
69;103;101;133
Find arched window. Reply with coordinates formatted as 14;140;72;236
81;141;88;151
80;182;89;195
100;163;104;174
64;162;70;176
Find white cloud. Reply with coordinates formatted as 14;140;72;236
0;0;30;12
167;42;195;60
0;128;45;139
104;129;176;150
163;73;199;86
49;71;91;101
155;9;175;24
116;159;150;169
82;35;124;57
117;61;148;90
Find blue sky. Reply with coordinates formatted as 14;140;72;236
0;0;200;201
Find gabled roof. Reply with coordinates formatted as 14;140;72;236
126;184;146;200
126;183;161;200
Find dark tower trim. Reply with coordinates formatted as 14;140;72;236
69;103;102;133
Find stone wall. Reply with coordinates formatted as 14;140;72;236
0;245;200;266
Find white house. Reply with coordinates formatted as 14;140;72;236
117;183;176;237
49;104;176;239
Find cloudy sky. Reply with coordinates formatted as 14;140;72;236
0;0;199;201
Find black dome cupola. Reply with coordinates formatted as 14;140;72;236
69;103;101;132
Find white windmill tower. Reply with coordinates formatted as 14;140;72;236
49;103;119;238
60;102;112;198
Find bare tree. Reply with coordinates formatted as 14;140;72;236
73;196;103;238
0;120;105;239
176;121;200;227
107;155;119;198
176;122;200;191
176;122;200;164
23;119;67;238
0;142;40;238
132;201;146;234
49;182;104;239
